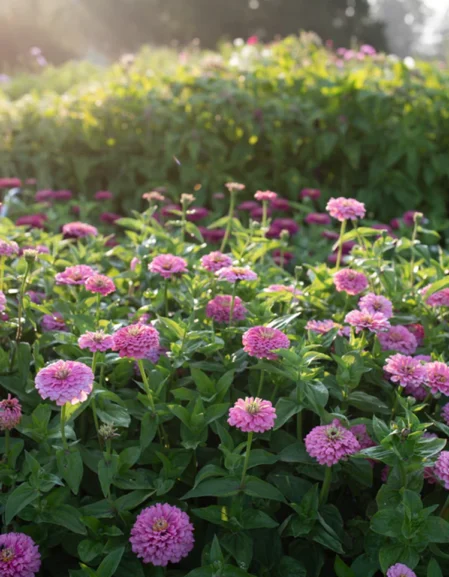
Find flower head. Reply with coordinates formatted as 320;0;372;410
350;424;375;450
0;178;21;189
225;182;245;193
85;274;116;296
326;197;366;221
216;266;257;283
305;419;360;466
130;503;194;566
186;207;209;222
238;201;260;212
265;285;301;298
305;212;332;226
334;269;369;295
300;188;320;200
0;290;6;312
441;403;449;425
0;395;22;430
112;323;160;359
345;310;390;334
266;218;300;238
35;360;94;406
435;451;449;489
384;354;427;389
358;293;393;318
406;323;425;345
0;240;19;258
200;251;233;272
55;265;95;285
0;532;41;577
52;189;72;201
426;361;449;395
228;397;276;433
206;295;247;323
16;214;47;229
199;227;226;244
143;191;165;203
270;197;290;211
94;190;113;201
254;190;277;202
305;319;341;334
423;286;449;307
41;313;68;332
386;563;416;577
78;331;114;353
149;255;188;279
62;221;98;239
100;212;121;225
242;326;290;360
378;326;417;355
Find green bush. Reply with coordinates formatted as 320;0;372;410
2;36;449;222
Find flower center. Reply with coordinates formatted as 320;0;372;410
246;401;260;414
0;547;15;562
93;333;104;342
55;367;71;379
260;328;275;339
152;518;169;532
326;426;343;440
128;326;141;336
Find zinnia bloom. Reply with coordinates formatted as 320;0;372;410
334;269;369;295
300;188;320;200
237;201;259;212
384;354;427;389
35;360;94;405
423;286;449;307
62;221;98;239
225;182;245;193
0;290;6;312
85;274;116;296
305;420;360;466
216;266;257;283
305;320;340;334
441;403;449;425
345;310;390;334
200;251;233;272
112;323;160;359
350;424;375;450
254;190;277;202
378;326;417;355
130;503;194;566
228;397;276;433
242;326;290;360
0;178;21;189
41;313;68;332
0;395;22;430
100;212;121;224
94;190;113;200
435;451;449;489
266;218;300;238
78;331;114;353
406;323;425;345
386;564;416;577
28;291;45;304
326;197;366;221
426;361;449;396
16;214;47;229
0;532;41;577
0;240;19;258
52;189;72;201
270;197;290;211
358;293;393;318
199;227;226;244
206;295;247;323
55;265;95;285
186;207;209;222
148;255;188;279
305;213;331;226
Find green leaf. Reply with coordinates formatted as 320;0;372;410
274;399;302;430
221;532;253;568
243;477;286;502
96;546;125;577
96;404;131;428
210;535;225;564
78;539;104;563
43;504;87;535
423;516;449;543
114;490;155;512
276;557;307;577
334;556;356;577
191;368;215;397
428;558;443;577
183;477;241;499
57;448;84;495
98;455;119;498
5;482;40;524
140;412;158;451
241;509;278;529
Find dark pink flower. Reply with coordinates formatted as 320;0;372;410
334;269;368;295
35;189;53;202
41;313;68;332
344;310;390;334
0;240;19;258
350;424;375;450
0;395;22;430
0;178;21;189
149;254;188;278
100;212;121;224
52;189;72;201
0;532;41;577
435;451;449;489
94;190;113;200
199;227;226;243
112;323;160;359
403;210;421;227
378;326;417;355
251;206;272;221
216;266;257;283
85;274;116;296
305;212;332;226
62;221;98;239
228;397;276;433
272;249;293;266
305;419;360;466
266;218;299;238
200;251;233;272
406;323;425;345
237;201;260;212
300;188;320;200
16;214;47;229
206;295;247;323
35;360;94;405
161;203;181;217
326;197;366;221
55;265;95;285
247;35;259;45
242;326;290;360
270;197;290;211
442;403;449;425
186;207;209;222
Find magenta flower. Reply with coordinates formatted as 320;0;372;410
200;251;233;272
0;395;22;430
55;265;95;285
186;207;209;222
254;190;277;202
206;295;247;323
426;361;449;395
16;214;47;229
305;319;341;334
326;197;366;221
334;269;369;295
112;323;160;359
41;313;68;332
0;532;41;577
216;266;257;283
237;201;260;212
384;354;427;389
441;403;449;425
405;323;425;345
35;189;53;202
305;213;332;226
344;310;390;334
300;188;321;200
78;331;114;353
403;210;421;227
199;227;226;244
305;419;360;466
242;326;290;360
62;221;98;239
228;397;276;433
358;293;393;318
94;190;113;200
0;290;6;312
149;254;188;279
386;564;416;577
52;189;72;201
270;197;290;211
0;240;19;258
0;178;21;189
266;218;300;238
130;503;194;566
161;204;181;217
100;212;121;224
435;451;449;489
378;325;417;355
272;249;294;266
85;274;116;296
422;285;449;307
250;206;272;221
35;360;94;405
350;424;375;450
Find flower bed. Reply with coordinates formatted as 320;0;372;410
0;183;448;576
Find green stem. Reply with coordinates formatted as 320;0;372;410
91;352;101;442
137;359;156;412
240;431;253;488
181;204;187;244
256;369;265;397
0;256;5;292
16;261;31;342
391;386;404;418
336;219;347;271
440;494;449;519
296;411;303;440
410;215;420;288
220;191;236;252
320;466;332;504
60;404;68;450
95;293;101;327
5;429;11;468
229;282;237;325
164;278;169;317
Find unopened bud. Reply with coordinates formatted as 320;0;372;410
99;424;119;440
23;249;38;264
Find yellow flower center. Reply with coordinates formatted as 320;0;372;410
0;547;15;562
152;518;169;532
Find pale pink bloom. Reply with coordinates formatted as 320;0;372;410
334;269;368;295
306;319;340;334
254;190;277;202
426;361;449;395
35;360;94;405
422;285;449;307
386;563;416;577
112;323;160;359
378;326;417;355
200;251;233;272
55;265;95;285
358;293;393;318
143;191;165;203
435;451;449;489
41;313;68;332
0;532;41;577
350;424;375;450
0;395;22;430
130;257;140;271
206;295;247;323
0;290;6;312
85;274;116;296
305;419;360;466
345;310;390;333
62;221;98;239
0;240;19;258
305;213;331;225
384;354;427;389
242;326;290;360
225;182;246;193
78;331;114;353
216;266;257;283
326;197;366;221
149;254;188;278
228;397;276;433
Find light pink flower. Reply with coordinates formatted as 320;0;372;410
78;331;114;353
41;313;68;332
423;285;449;307
426;361;449;395
0;240;19;258
55;265;95;285
149;255;188;279
386;564;416;577
350;424;375;450
206;295;247;323
228;397;276;433
378;326;417;355
200;251;233;272
305;319;340;334
435;451;449;489
0;532;41;577
254;190;277;202
305;213;331;225
326;197;366;221
112;323;160;359
216;266;258;283
242;326;290;360
0;395;22;430
130;257;140;271
345;310;390;333
35;360;94;405
62;221;98;239
130;503;194;566
305;419;360;466
0;290;6;312
384;354;427;389
85;274;116;296
334;269;369;295
358;293;393;318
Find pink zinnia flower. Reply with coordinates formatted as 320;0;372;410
326;197;366;221
272;249;294;266
378;326;418;355
305;213;331;226
345;309;390;334
16;214;47;229
186;207;209;222
435;451;449;489
199;227;226;244
200;251;233;272
426;361;449;395
216;266;257;283
384;354;427;389
0;395;22;430
306;319;340;334
85;274;116;296
300;188;320;200
112;323;160;359
41;313;68;332
237;201;259;212
0;178;21;189
35;189;53;202
228;397;276;433
350;424;375;450
270;197;290;211
441;403;449;425
206;295;247;323
386;564;416;577
0;240;19;258
254;190;277;202
62;221;98;239
242;326;290;360
423;285;449;307
78;331;114;353
35;360;94;405
250;206;272;221
403;210;421;227
305;419;360;466
266;218;300;238
55;265;95;285
334;269;369;295
130;503;194;566
100;212;121;224
247;35;259;45
0;290;6;312
358;293;393;318
161;203;181;217
28;291;45;304
52;189;72;201
0;532;41;577
94;190;113;200
406;323;425;345
149;254;188;279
